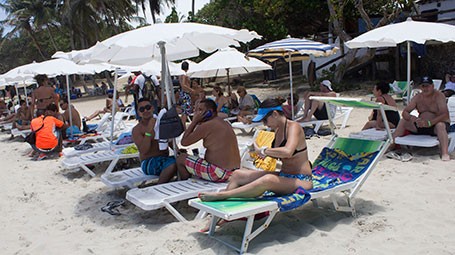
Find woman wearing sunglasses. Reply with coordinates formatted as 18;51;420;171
198;98;313;202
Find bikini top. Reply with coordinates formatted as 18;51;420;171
271;120;307;156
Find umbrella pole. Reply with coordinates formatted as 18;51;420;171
159;41;178;164
14;84;20;106
66;74;73;138
110;69;118;148
23;79;29;106
227;68;230;94
406;41;411;104
288;52;295;119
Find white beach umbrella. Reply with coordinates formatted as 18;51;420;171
345;17;455;103
188;47;271;93
63;22;260;151
248;37;338;118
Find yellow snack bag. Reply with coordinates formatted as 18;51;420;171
249;130;277;171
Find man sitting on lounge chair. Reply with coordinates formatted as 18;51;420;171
132;98;178;184
298;79;336;122
176;99;241;182
392;76;451;161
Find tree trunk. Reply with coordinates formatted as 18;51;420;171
46;26;58;53
25;25;47;60
192;0;195;21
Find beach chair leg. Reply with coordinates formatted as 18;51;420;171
104;157;120;174
448;134;455;153
80;165;96;177
340;108;353;129
314;122;323;133
164;201;188;222
330;193;356;217
240;209;278;254
194;210;207;220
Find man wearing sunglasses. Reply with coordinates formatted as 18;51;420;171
132;98;178;183
176;99;241;183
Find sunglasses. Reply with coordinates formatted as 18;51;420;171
139;104;152;113
261;111;274;124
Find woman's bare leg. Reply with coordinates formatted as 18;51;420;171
200;174;300;201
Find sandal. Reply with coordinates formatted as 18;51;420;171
400;152;413;162
385;151;401;161
101;200;125;216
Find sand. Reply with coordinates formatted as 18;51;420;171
1;90;454;255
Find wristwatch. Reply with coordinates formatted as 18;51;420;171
260;146;267;156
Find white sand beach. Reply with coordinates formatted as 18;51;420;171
1;90;454;255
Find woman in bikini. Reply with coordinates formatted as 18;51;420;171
31;74;58;117
199;98;313;202
212;86;230;119
362;81;400;130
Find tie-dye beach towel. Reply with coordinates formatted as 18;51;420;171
310;147;379;192
260;186;311;212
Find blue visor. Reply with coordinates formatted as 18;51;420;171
252;106;283;122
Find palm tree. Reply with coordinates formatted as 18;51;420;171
0;0;52;59
133;0;175;24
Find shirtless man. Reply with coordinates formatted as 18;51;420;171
59;98;82;135
31;74;58;117
299;80;337;122
176;99;241;182
132;98;178;183
393;76;451;161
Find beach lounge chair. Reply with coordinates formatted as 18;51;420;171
100;167;158;189
11;128;31;138
394;97;455;153
61;147;139;177
126;179;227;222
188;98;392;254
297;96;353;133
62;131;133;157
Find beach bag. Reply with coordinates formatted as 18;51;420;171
159;106;184;139
25;117;46;145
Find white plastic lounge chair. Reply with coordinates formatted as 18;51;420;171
188;98;392;254
297;96;353;132
126;179;227;222
230;121;264;135
11;128;31;138
100;167;158;189
62;131;133;157
349;128;396;141
77;112;134;144
61;149;139;177
395;97;455;153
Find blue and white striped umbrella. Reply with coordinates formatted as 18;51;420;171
248;38;338;119
248;37;338;62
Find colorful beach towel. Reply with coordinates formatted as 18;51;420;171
310;147;379;192
259;186;311;212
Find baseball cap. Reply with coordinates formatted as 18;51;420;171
321;80;333;91
252;106;283;122
420;76;433;85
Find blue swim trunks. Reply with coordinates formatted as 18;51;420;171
141;156;176;176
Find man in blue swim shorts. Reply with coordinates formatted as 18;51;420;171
132;98;178;183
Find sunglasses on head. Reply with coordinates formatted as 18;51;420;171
139;104;152;113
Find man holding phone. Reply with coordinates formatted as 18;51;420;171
176;99;241;182
132;98;178;183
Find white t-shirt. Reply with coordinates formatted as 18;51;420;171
133;74;146;98
151;75;160;87
444;81;455;91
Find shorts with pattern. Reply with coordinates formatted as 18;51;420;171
141;156;176;176
185;155;235;182
179;91;192;115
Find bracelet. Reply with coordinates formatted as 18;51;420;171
145;132;152;137
260;146;267;156
427;120;431;127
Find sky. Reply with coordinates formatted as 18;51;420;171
0;0;211;36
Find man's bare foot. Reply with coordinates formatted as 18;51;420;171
441;154;450;161
198;192;223;202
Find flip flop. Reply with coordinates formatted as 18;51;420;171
101;200;125;216
385;151;401;161
400;152;413;162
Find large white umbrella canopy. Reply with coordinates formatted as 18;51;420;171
345;18;455;102
188;47;271;92
64;22;261;66
248;37;338;118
